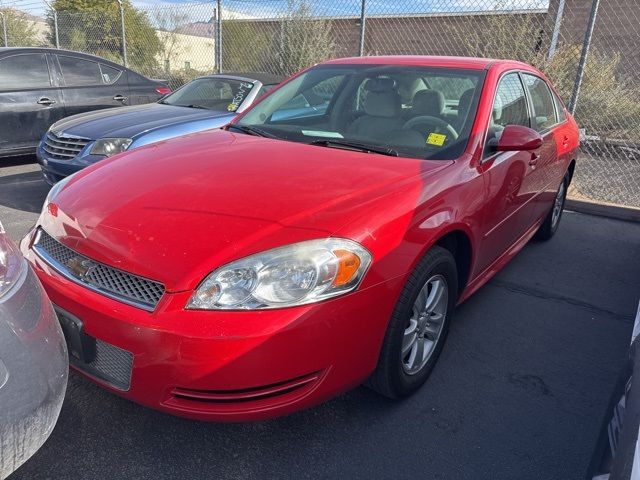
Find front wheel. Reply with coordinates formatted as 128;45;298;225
367;246;457;399
535;173;569;241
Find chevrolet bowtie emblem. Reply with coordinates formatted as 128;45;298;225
66;256;95;280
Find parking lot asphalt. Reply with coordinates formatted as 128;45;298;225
2;156;640;480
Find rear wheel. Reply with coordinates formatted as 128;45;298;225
535;173;569;241
367;246;457;399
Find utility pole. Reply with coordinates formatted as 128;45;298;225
547;0;565;59
216;0;222;73
0;12;7;47
358;0;366;56
569;0;600;114
116;0;128;67
43;0;60;48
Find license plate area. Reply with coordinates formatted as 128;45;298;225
56;307;96;363
53;305;134;391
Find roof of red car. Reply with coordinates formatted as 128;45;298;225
323;55;528;70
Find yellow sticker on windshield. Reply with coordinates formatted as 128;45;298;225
426;133;447;146
227;103;236;112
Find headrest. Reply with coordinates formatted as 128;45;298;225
364;90;401;117
363;77;396;93
412;90;445;116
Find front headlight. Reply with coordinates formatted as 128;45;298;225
0;222;27;300
90;138;132;157
187;238;372;310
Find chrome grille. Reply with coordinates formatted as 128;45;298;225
34;230;165;311
43;131;90;160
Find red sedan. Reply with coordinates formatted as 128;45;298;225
21;56;579;421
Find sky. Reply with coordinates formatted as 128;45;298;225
3;0;549;21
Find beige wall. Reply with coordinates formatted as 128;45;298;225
157;30;215;72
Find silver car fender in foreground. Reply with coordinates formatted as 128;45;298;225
0;223;68;479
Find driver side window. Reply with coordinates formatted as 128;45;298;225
485;73;529;156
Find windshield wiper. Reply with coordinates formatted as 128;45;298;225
184;104;208;110
310;139;398;157
226;124;278;139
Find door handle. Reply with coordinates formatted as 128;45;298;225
529;153;540;166
113;95;128;102
37;97;56;106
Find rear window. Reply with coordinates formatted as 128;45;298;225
552;90;567;122
162;77;256;112
522;74;557;132
0;54;51;90
100;64;121;84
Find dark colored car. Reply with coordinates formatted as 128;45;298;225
36;72;282;184
0;47;169;159
587;301;640;480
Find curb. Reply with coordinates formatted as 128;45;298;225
566;198;640;223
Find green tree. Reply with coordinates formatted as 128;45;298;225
0;8;40;47
278;0;335;76
222;18;271;73
47;0;161;74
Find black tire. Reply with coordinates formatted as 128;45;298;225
535;172;569;241
367;246;457;399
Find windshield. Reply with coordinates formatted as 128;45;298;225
236;65;485;160
161;77;255;112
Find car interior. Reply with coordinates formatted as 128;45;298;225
163;78;256;112
238;66;485;160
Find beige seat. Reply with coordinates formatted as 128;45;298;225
348;79;403;139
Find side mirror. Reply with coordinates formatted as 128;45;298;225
496;125;543;152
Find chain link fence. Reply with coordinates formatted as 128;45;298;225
2;0;639;208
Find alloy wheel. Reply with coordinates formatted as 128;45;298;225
402;274;448;375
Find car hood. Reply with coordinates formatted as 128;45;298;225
51;103;235;140
42;130;451;292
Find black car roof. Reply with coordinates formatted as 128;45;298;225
0;47;126;68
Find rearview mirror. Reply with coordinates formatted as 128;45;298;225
496;125;543;152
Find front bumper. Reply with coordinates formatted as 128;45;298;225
36;142;105;185
0;265;68;478
21;231;402;422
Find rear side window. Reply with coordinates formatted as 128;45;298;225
0;54;51;90
552;91;567;122
99;64;121;84
58;56;102;86
522;74;557;131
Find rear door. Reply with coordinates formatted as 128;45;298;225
0;52;66;154
54;54;131;117
521;73;563;223
476;72;540;273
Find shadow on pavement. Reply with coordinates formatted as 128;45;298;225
0;170;50;214
1;155;39;168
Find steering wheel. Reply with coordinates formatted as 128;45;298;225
402;116;459;141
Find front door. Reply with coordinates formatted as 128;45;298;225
0;53;66;154
475;72;540;273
